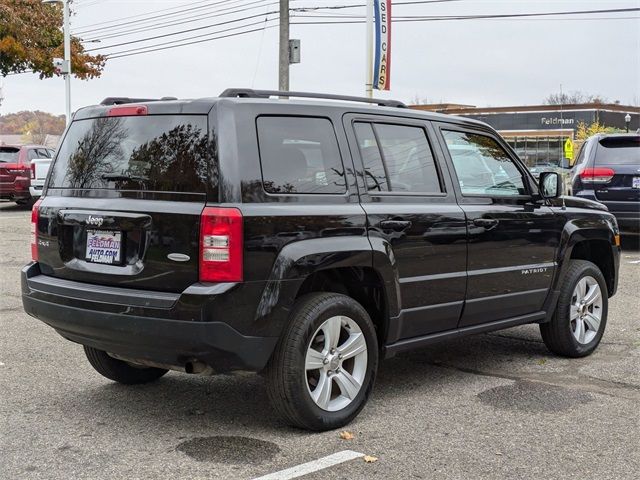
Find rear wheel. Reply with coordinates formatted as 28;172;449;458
266;293;378;431
540;260;608;357
83;346;168;384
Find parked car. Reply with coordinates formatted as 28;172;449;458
29;147;56;199
570;133;640;235
22;90;620;431
0;144;47;205
528;161;568;180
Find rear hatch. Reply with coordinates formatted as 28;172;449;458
37;109;215;293
592;136;640;203
0;147;25;193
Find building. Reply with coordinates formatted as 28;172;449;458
410;103;640;167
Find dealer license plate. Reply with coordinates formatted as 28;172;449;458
633;177;640;189
86;230;122;265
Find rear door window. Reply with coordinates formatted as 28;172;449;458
353;121;442;194
48;115;211;192
0;147;20;163
256;116;346;194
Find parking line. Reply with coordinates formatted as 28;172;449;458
252;450;364;480
0;216;29;219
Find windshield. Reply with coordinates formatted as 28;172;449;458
48;115;213;192
0;147;20;163
595;137;640;165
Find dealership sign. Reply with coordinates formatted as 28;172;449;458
541;117;575;126
373;0;391;90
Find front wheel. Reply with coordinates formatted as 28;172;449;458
266;293;378;431
540;260;608;357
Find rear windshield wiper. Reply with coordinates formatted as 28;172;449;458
101;173;148;182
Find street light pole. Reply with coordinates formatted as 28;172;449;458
43;0;71;125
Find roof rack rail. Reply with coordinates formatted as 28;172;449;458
100;96;177;106
219;88;406;108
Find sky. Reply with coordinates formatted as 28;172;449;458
1;0;639;115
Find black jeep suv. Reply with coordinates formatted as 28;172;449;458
22;89;620;431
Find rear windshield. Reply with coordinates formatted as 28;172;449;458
595;137;640;165
48;115;212;192
0;147;20;163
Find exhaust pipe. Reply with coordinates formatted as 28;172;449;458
108;353;215;376
185;360;215;376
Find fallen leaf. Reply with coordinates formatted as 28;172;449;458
339;431;354;440
537;359;546;365
364;455;378;463
495;452;503;456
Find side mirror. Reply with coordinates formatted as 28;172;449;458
539;171;562;199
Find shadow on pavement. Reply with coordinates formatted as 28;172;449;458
59;330;550;434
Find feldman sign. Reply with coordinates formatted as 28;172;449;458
373;0;391;90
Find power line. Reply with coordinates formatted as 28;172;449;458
107;24;278;60
104;17;278;57
289;6;640;23
81;0;278;42
72;0;217;31
74;0;250;35
86;10;280;52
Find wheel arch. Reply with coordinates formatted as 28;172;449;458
253;236;400;347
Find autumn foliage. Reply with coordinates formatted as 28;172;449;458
0;110;65;135
0;0;105;79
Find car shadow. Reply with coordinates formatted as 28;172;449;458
0;201;32;212
62;329;551;435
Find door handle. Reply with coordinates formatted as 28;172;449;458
379;219;412;231
473;218;499;229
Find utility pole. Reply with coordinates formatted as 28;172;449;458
278;0;289;92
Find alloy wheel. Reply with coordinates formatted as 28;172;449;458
570;276;603;345
305;315;368;412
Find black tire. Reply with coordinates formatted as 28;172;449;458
266;293;379;431
83;346;168;385
540;260;608;357
16;198;34;207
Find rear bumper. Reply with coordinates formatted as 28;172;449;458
0;179;31;200
21;263;279;372
574;192;639;234
29;185;43;198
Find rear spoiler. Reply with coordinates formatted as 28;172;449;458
100;97;177;105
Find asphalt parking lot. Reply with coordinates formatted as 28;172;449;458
1;200;639;480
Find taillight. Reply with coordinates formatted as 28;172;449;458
30;163;35;179
31;199;42;261
199;207;243;282
580;167;615;183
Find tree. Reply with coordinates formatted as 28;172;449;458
544;91;608;105
21;117;47;144
0;110;65;135
0;0;105;78
575;121;622;141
